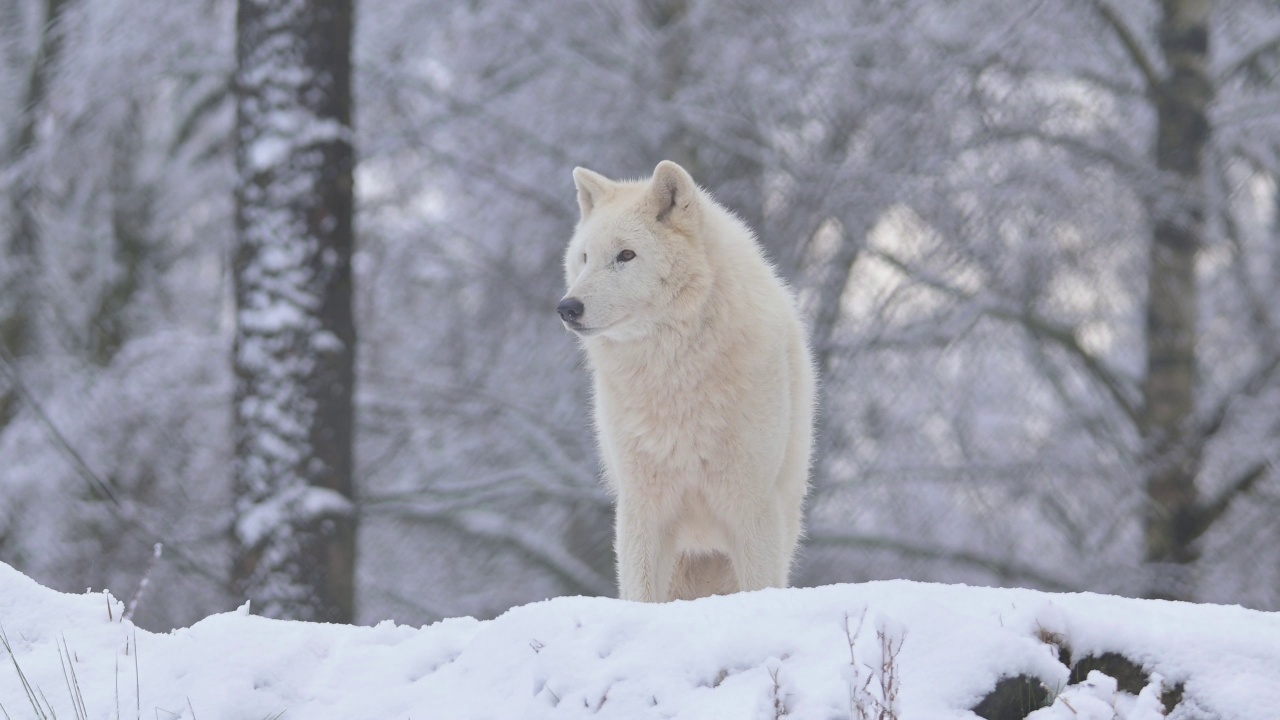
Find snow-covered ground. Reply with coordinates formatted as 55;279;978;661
1;561;1277;719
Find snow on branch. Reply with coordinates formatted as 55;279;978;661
234;485;354;549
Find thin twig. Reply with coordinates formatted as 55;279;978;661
1216;28;1280;83
1;626;50;719
125;544;164;623
865;246;1140;426
1195;460;1273;539
0;339;223;585
0;341;120;505
134;630;141;720
1090;0;1160;91
813;532;1075;592
58;637;88;720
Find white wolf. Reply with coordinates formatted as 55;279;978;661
558;160;817;602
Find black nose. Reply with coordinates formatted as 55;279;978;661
557;297;584;323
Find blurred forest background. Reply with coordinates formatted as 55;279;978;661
2;0;1279;631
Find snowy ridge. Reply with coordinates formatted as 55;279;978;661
0;562;1277;719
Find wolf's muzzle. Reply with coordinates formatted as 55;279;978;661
557;297;585;324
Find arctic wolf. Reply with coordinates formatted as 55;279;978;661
558;160;817;602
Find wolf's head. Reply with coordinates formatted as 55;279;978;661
558;160;713;341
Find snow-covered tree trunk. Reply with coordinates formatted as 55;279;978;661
231;0;357;622
1141;0;1213;601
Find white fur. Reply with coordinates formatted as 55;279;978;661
561;160;817;602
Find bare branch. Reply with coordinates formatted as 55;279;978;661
972;126;1145;180
427;142;575;222
1200;183;1280;444
1199;353;1280;442
0;341;121;506
395;507;615;597
361;470;609;511
0;339;224;586
387;72;576;167
865;247;1141;425
1219;159;1279;347
1090;0;1161;92
1216;28;1280;83
1026;328;1137;463
807;531;1075;592
1194;461;1272;540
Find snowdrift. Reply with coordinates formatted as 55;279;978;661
1;561;1277;719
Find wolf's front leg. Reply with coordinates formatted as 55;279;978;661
614;500;676;602
727;505;789;592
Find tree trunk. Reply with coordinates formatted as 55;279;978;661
804;218;864;492
645;0;697;175
1141;0;1213;601
231;0;357;622
87;102;150;366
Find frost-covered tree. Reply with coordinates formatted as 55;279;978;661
0;0;71;428
4;0;1280;631
231;0;357;622
0;0;235;630
347;0;1280;614
820;0;1280;603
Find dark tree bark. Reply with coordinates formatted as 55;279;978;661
231;0;357;622
1141;0;1213;600
87;102;151;366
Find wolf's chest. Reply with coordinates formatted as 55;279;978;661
595;365;744;473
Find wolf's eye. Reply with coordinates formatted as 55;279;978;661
617;249;636;262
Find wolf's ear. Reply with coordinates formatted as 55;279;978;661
649;160;700;231
573;166;613;218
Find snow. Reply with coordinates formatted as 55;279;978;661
1;563;1277;719
234;485;353;547
1029;671;1165;720
246;115;349;174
